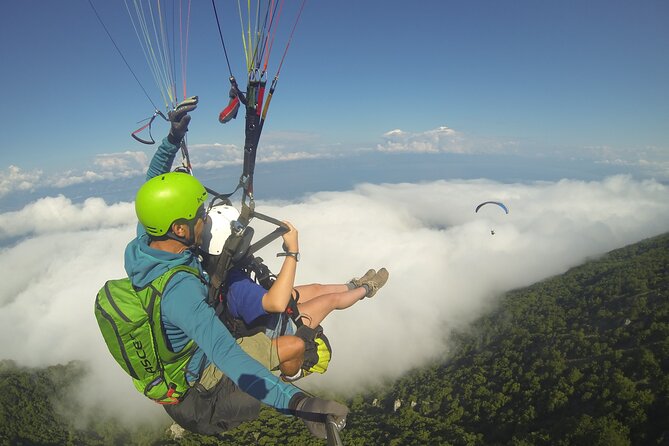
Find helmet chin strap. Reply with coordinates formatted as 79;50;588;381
166;219;198;249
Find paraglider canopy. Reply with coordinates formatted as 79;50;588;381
475;201;509;214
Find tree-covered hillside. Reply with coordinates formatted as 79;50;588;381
1;233;667;445
343;231;669;445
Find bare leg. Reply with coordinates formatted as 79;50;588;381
272;335;305;376
294;284;350;303
295;286;366;328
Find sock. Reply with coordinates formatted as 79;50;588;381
346;282;356;291
283;369;302;380
362;284;370;296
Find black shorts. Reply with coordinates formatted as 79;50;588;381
164;375;260;436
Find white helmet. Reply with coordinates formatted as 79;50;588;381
201;204;241;255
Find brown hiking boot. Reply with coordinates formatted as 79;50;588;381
349;269;376;288
364;268;389;298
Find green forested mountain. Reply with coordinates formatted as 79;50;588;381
347;231;669;446
1;233;668;445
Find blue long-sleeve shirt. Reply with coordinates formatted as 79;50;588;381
124;137;300;410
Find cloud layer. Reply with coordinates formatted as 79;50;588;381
4;126;668;200
0;175;668;424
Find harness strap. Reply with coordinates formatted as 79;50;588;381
285;289;303;329
295;324;322;369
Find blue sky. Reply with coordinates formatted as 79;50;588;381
2;0;668;203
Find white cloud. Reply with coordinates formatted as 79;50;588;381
50;170;105;188
591;145;669;180
0;165;43;195
0;142;334;199
375;128;669;180
0;195;135;240
188;142;332;169
383;129;407;138
188;142;243;169
0;152;148;198
3;175;666;426
377;125;467;154
258;150;328;163
93;151;148;173
47;152;149;187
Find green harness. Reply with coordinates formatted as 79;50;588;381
94;265;202;404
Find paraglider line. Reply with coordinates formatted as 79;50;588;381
211;0;234;78
87;0;160;112
275;0;307;76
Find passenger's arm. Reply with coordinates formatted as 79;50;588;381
262;221;299;312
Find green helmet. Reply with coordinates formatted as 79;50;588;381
135;172;208;236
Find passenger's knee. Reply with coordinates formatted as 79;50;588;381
277;335;305;360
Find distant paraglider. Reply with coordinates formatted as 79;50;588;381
475;201;508;235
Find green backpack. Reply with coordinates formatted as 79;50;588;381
94;265;201;404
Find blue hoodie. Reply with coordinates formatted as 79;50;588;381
124;138;300;410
